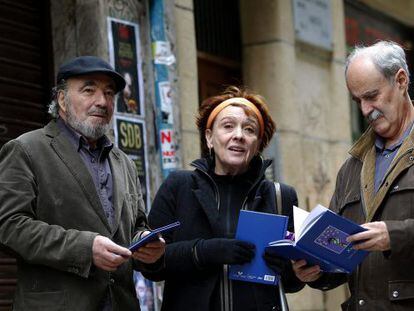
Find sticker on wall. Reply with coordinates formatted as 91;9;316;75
158;81;173;124
108;17;145;116
159;126;177;171
152;41;176;66
114;116;150;212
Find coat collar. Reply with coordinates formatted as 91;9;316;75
350;125;414;221
189;155;271;236
349;126;376;162
190;155;272;181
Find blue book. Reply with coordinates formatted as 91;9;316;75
128;221;180;251
229;210;288;285
266;205;368;273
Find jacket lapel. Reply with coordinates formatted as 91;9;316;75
352;126;414;221
360;145;376;221
46;122;111;232
109;149;125;236
192;174;221;236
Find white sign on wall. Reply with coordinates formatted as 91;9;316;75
293;0;333;51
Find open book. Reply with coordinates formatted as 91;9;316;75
265;205;368;273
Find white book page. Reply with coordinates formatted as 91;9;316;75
293;206;309;239
299;204;328;239
268;240;294;246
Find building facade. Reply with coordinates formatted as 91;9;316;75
0;0;413;310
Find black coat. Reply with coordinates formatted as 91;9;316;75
144;157;304;311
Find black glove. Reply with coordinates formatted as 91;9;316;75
195;238;255;266
263;249;291;274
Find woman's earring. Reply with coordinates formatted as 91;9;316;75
209;147;213;157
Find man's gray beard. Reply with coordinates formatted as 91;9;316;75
65;98;110;141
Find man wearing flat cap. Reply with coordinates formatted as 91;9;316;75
0;56;165;311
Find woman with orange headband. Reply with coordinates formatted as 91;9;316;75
144;86;304;311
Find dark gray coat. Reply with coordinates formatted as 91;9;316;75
0;120;152;311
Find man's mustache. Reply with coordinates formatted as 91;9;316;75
367;109;383;123
88;107;108;117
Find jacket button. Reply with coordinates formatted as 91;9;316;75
392;290;399;298
110;278;115;284
409;156;414;161
358;299;365;306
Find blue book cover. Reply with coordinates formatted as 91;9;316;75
128;221;180;251
229;210;288;285
266;205;368;273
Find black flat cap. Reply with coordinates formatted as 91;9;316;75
57;56;126;93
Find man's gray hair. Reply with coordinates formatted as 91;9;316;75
345;41;410;83
48;80;68;118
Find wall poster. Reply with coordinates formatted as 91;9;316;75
108;17;145;116
108;15;156;310
113;116;150;212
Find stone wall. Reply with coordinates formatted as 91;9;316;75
173;0;200;168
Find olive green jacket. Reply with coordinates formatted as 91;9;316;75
0;120;151;311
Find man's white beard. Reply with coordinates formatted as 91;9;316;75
65;97;110;141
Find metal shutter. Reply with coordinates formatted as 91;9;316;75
0;1;52;309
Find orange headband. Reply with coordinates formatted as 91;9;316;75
206;97;264;138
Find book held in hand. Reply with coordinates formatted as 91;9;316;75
228;210;288;285
265;205;368;273
128;221;180;252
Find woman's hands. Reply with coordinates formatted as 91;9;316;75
195;238;255;266
131;231;166;263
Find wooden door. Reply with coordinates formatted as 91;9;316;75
197;51;242;102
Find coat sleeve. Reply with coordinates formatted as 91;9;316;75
143;172;212;281
0;140;98;278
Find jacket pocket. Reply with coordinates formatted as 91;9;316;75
389;280;414;301
340;296;353;311
386;183;414;219
22;290;66;310
338;193;364;224
338;192;360;214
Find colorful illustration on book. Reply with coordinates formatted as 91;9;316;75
314;225;352;254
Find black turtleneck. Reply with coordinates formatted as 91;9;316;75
211;171;253;238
